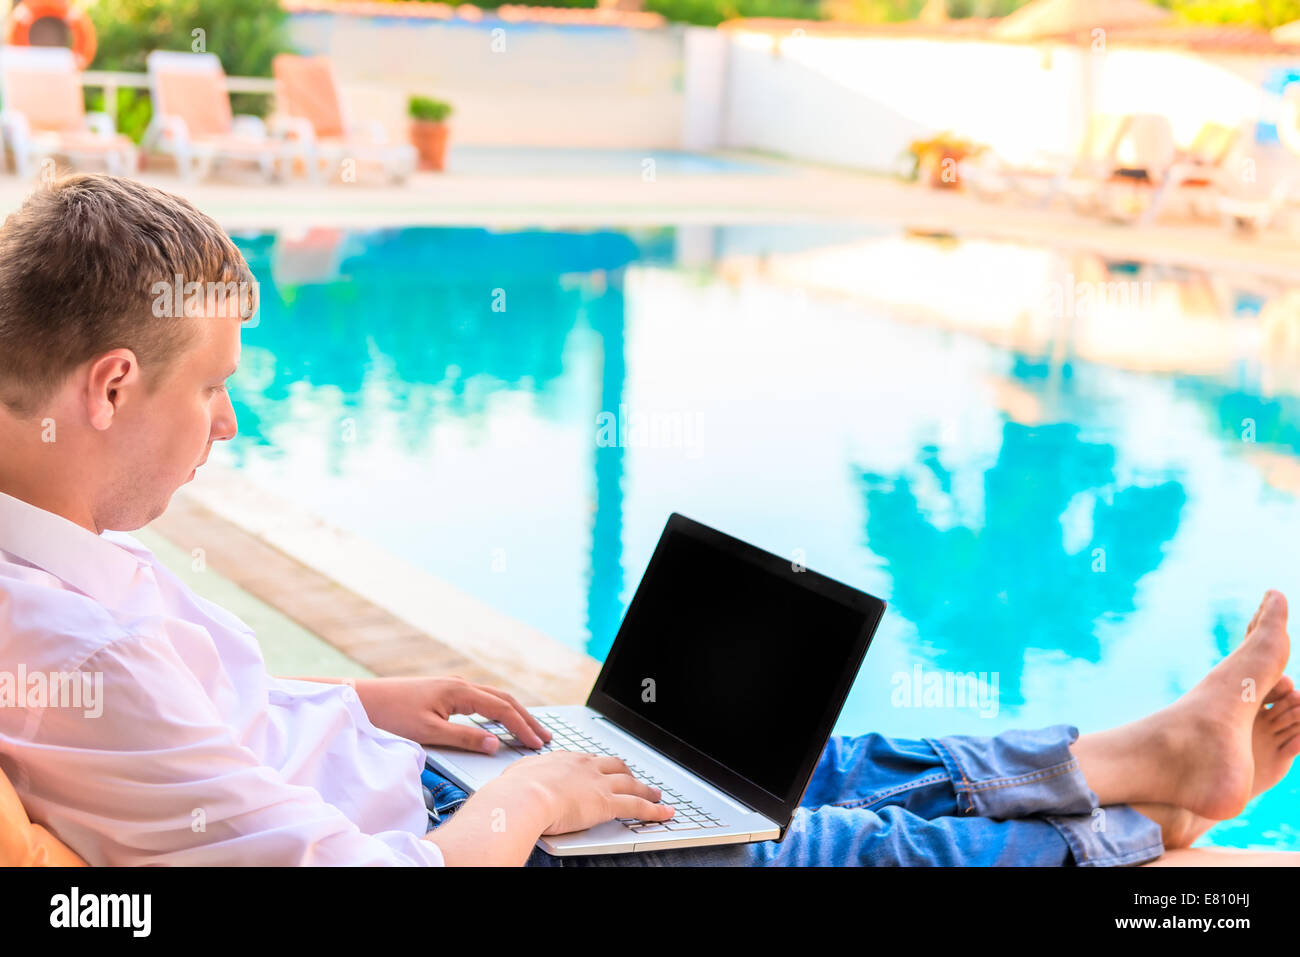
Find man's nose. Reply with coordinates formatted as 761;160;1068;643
213;391;238;442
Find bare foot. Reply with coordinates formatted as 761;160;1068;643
1136;673;1300;848
1251;675;1300;795
1073;590;1291;819
1130;802;1209;850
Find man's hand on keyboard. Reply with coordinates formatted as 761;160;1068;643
352;676;552;753
497;752;676;836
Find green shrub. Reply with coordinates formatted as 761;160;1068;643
88;0;292;141
1155;0;1300;28
455;0;598;6
645;0;825;27
409;95;454;123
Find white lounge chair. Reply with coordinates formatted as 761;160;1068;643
1093;112;1178;220
1140;121;1242;224
271;55;416;184
961;113;1134;210
1217;85;1300;232
0;46;136;178
144;50;304;182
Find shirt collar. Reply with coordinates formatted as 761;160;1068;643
0;490;144;608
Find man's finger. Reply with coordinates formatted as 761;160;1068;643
605;773;661;803
431;719;501;754
463;688;545;749
610;796;675;823
594;756;632;776
477;685;551;743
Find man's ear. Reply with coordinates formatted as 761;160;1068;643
85;349;140;432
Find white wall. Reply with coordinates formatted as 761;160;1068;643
716;31;1300;172
287;11;1300;168
681;26;728;151
722;33;1081;169
289;12;687;148
1092;48;1271;143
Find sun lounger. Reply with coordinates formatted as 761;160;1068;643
1219;175;1300;232
1140;121;1243;224
979;113;1181;221
1081;112;1179;220
961;113;1133;210
144;50;304;182
1217;86;1300;231
0;46;136;178
271;54;416;184
959;148;1057;202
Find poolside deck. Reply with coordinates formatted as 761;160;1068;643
5;155;1300;284
148;468;600;705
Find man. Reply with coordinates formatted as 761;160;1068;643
0;174;1296;866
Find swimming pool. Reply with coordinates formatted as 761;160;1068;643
219;224;1300;850
444;146;790;176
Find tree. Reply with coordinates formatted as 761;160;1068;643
88;0;293;140
1156;0;1300;29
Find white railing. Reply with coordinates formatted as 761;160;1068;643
79;70;277;126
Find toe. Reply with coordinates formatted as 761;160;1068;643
1265;674;1296;704
1256;590;1289;630
1273;693;1300;737
1267;688;1300;718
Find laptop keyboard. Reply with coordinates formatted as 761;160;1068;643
469;712;729;831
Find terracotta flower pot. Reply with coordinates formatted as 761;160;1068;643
410;120;449;172
920;148;967;189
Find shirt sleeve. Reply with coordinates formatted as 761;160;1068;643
18;631;445;867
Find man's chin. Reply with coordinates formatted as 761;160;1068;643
98;484;184;533
143;496;175;529
145;486;183;526
109;470;198;532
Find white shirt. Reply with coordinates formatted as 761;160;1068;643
0;490;444;866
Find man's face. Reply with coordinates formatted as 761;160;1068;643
99;299;241;530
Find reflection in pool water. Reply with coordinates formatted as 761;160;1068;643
219;225;1300;849
860;414;1186;709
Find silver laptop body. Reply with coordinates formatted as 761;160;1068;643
427;705;780;855
425;512;885;857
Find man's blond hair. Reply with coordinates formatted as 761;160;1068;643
0;174;256;415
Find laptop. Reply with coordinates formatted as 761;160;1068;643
424;512;886;855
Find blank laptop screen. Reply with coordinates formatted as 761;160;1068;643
596;524;871;803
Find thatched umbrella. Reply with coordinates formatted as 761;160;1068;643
992;0;1174;170
992;0;1171;40
1274;19;1300;45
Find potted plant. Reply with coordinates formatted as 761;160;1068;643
905;133;986;190
408;95;454;172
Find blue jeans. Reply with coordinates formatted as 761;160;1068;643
422;724;1165;867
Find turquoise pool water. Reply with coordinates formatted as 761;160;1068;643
444;146;789;176
221;224;1300;850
